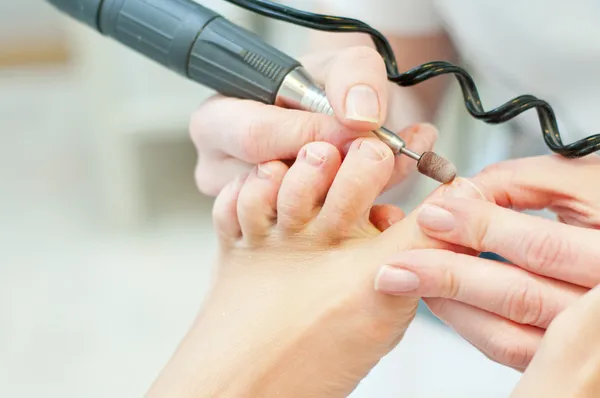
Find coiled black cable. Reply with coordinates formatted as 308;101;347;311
224;0;600;158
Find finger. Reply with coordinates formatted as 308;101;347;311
374;177;487;255
425;298;543;370
416;197;600;287
369;204;405;232
190;96;368;165
511;284;600;397
473;155;600;224
324;46;389;130
376;249;585;328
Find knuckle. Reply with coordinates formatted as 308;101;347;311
521;229;572;274
478;161;519;208
473;213;494;253
299;51;335;73
189;98;219;145
345;46;384;68
442;266;461;299
482;333;534;369
241;118;265;159
502;279;552;327
189;108;208;145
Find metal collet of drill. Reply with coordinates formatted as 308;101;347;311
46;0;456;184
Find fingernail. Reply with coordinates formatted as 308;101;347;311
304;145;327;166
443;178;485;199
375;266;420;294
256;163;273;179
345;85;380;123
417;204;456;231
359;140;387;160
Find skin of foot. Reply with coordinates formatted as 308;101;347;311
147;138;485;398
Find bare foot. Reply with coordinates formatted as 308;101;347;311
149;138;482;398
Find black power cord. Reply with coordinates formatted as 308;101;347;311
224;0;600;158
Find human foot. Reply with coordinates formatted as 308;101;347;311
150;138;480;398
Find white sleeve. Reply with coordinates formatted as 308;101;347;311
320;0;443;35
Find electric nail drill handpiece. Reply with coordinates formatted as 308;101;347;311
47;0;456;184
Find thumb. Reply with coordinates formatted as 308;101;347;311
309;47;439;187
320;46;389;131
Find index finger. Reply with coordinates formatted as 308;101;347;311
417;197;600;287
190;96;364;163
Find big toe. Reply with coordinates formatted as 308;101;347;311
313;138;395;240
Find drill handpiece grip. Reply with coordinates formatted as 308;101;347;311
48;0;300;104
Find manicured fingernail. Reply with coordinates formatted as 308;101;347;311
359;140;387;160
345;85;380;123
375;266;420;294
443;178;485;199
256;163;273;179
304;145;327;166
417;204;456;231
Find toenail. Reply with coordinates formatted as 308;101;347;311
443;178;486;199
375;266;420;294
257;163;273;179
417;204;456;232
359;140;387;161
305;147;326;166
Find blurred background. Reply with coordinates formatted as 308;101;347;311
0;1;520;397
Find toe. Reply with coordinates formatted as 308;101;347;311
315;138;395;238
277;142;342;231
237;161;288;242
213;173;248;244
370;204;405;231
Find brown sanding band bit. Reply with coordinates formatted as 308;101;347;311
371;126;457;184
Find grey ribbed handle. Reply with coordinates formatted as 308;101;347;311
46;0;302;104
188;17;300;104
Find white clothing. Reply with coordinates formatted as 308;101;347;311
324;0;600;172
